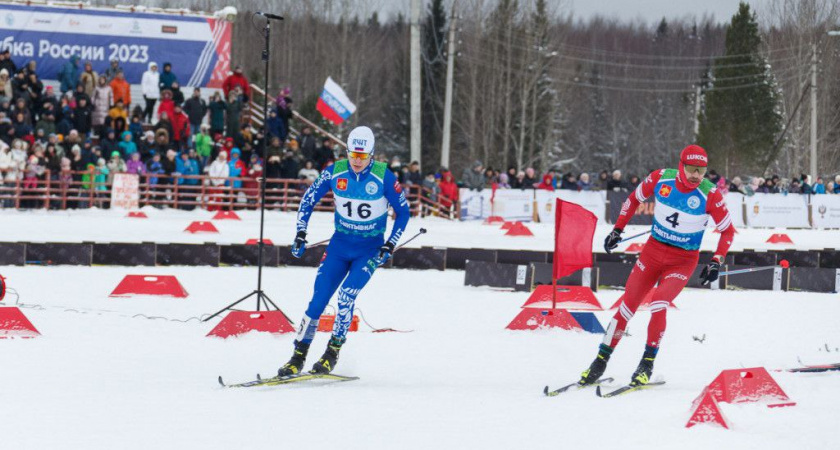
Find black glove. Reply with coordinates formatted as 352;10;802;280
291;230;307;258
374;242;395;266
604;229;623;254
699;258;721;286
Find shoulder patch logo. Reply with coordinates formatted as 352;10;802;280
365;181;378;195
687;196;701;210
393;181;402;193
336;179;348;191
658;184;672;198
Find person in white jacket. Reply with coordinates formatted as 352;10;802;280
141;62;160;123
204;150;229;210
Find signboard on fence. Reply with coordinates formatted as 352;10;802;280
606;190;654;225
459;188;533;221
0;4;231;87
810;195;840;228
744;193;809;228
724;192;746;228
535;190;606;223
111;173;139;210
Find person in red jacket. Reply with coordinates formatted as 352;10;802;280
157;89;175;121
537;173;554;190
170;104;191;151
222;66;251;102
578;145;736;388
438;170;459;208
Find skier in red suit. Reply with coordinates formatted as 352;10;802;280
579;145;736;387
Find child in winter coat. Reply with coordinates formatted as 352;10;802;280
118;131;137;158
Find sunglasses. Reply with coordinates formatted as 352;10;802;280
348;151;370;160
683;164;707;176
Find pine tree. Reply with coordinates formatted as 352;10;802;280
697;2;783;176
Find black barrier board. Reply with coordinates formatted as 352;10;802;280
445;248;495;270
156;244;219;266
595;252;637;264
93;243;156;266
393;247;446;271
0;242;25;265
733;251;777;267
819;250;840;268
772;250;818;268
596;261;635;288
724;265;782;291
220;245;280;267
27;243;92;265
497;250;548;265
607;191;654;225
787;267;838;293
277;245;327;267
530;262;598;291
464;260;531;292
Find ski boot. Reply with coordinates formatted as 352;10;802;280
310;335;346;374
278;340;311;376
579;344;613;386
629;346;658;386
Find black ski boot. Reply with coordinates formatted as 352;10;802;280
579;344;613;386
278;340;310;376
630;346;658;386
310;335;346;374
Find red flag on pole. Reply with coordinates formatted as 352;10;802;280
553;199;597;280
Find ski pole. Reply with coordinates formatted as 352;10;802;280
719;259;789;277
394;228;427;251
309;238;331;248
618;230;651;244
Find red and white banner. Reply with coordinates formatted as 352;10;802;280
110;173;139;210
458;188;533;221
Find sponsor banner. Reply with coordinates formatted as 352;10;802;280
110;173;139;209
810;195;840;228
744;193;809;228
458;188;533;221
535;190;606;223
606;190;654;225
723;192;746;228
0;4;231;87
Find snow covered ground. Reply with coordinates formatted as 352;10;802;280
1;264;839;449
0;206;836;253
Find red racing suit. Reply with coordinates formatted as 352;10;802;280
605;168;736;349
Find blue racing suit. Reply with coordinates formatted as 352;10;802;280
294;159;410;343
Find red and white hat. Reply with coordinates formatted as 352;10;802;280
680;145;708;167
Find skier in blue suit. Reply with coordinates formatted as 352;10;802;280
279;126;411;375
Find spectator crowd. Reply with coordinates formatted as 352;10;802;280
0;49;838;213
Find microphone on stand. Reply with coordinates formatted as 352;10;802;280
256;12;284;21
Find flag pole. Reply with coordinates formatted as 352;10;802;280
552;199;560;311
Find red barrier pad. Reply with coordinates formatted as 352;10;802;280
207;310;295;338
0;307;40;338
609;290;676;310
686;388;729;429
317;314;359;332
501;221;517;230
506;308;582;331
625;243;644;254
505;222;533;236
521;285;602;311
213;210;241;220
484;216;505;225
126;211;147;218
766;233;793;244
245;239;274;246
706;367;794;406
185;221;219;233
109;275;189;298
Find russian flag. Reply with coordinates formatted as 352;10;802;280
316;77;357;125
